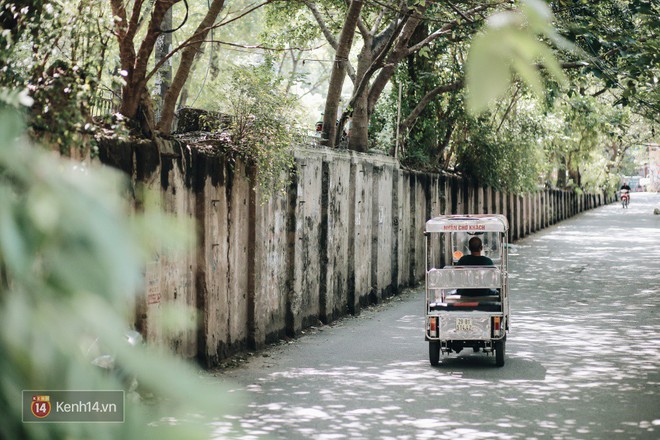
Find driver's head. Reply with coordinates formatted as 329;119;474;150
468;236;483;253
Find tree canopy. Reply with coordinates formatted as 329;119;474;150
0;0;657;193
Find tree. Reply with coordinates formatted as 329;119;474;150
319;0;363;148
551;0;659;122
155;0;227;132
300;0;502;151
0;1;116;149
109;0;178;134
109;0;276;136
215;63;300;199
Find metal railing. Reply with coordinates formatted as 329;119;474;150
90;87;120;117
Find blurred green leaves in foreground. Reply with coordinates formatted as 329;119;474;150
467;0;571;115
0;108;237;440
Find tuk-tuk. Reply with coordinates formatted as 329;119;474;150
424;214;509;367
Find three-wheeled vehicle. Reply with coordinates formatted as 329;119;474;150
424;214;509;367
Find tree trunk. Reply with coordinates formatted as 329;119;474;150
436;116;456;163
557;156;567;188
303;0;357;83
322;0;363;148
157;0;226;133
366;7;426;117
344;11;404;152
112;0;179;130
342;6;425;149
153;6;173;122
568;163;581;188
365;3;491;131
348;42;373;152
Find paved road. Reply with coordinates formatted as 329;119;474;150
210;193;660;440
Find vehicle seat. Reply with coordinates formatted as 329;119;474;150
457;287;499;297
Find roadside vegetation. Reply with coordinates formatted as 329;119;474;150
1;0;657;195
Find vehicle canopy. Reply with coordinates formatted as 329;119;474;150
425;214;509;233
425;214;509;265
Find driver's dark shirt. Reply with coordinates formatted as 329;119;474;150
457;254;494;266
457;254;495;296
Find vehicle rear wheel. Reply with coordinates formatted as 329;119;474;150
429;341;440;366
495;338;506;367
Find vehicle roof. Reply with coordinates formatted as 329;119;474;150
425;214;509;233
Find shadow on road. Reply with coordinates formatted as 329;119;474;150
435;356;547;381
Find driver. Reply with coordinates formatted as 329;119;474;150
620;182;631;191
457;236;495;296
458;237;494;266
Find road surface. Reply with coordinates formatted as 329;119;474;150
210;192;660;440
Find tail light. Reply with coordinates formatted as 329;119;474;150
492;316;502;337
429;317;438;338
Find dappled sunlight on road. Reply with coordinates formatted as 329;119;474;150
211;194;660;439
507;193;660;438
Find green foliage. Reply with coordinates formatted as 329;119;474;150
388;43;466;170
368;90;396;153
214;63;300;200
0;109;236;439
466;0;569;115
454;100;546;192
369;0;656;192
263;2;323;49
0;1;117;151
540;93;654;192
0;1;46;51
553;0;659;120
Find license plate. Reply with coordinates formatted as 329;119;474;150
455;318;472;332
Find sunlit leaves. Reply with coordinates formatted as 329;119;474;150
214;63;300;200
1;1;118;150
454;98;547;192
552;0;659;119
0;110;236;439
466;0;569;115
0;87;33;108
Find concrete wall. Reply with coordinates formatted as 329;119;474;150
97;140;614;367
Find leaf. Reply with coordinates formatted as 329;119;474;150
0;197;30;278
466;0;571;115
466;31;512;114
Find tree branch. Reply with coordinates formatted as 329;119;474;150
303;0;338;48
157;0;226;132
496;83;521;133
125;0;147;44
399;79;464;132
356;15;370;38
371;5;386;34
447;1;473;23
303;0;357;83
592;87;608;97
341;12;409;124
406;3;495;55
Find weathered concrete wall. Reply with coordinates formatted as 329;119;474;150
291;154;323;333
253;189;288;348
97;140;614;367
